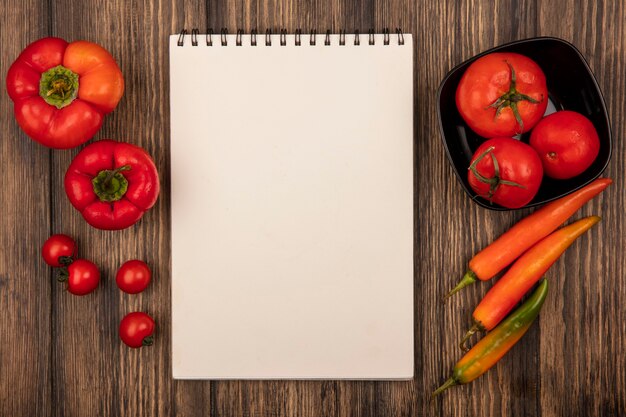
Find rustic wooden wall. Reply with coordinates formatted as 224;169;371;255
0;0;624;416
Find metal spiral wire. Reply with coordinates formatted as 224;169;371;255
177;28;406;46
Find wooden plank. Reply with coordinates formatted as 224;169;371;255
0;0;625;416
537;1;626;416
0;1;52;416
421;1;543;416
47;0;176;415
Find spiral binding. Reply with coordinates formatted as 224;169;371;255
177;28;406;46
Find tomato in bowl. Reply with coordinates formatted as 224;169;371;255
437;37;612;211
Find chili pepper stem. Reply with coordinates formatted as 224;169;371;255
444;270;478;301
432;377;458;397
460;322;483;352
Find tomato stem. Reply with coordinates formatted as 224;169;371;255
57;267;69;283
485;61;542;133
39;65;79;109
142;335;154;346
468;146;526;203
58;256;73;266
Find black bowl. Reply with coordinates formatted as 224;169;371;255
437;37;612;210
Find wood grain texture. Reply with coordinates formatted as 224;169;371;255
0;0;624;416
0;1;52;416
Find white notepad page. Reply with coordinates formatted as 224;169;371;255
170;32;414;379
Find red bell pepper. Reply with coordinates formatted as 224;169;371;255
6;37;124;149
64;140;160;230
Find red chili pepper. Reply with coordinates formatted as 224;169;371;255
64;140;160;230
460;216;600;351
6;37;124;149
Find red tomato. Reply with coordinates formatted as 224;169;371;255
42;234;76;267
116;260;151;294
529;110;600;179
468;137;544;208
119;312;155;348
456;52;548;138
65;259;100;295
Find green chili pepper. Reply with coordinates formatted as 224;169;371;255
433;279;548;396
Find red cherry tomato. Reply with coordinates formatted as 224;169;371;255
65;259;100;295
468;137;544;209
456;52;548;138
116;260;151;294
119;312;155;348
529;110;600;179
42;234;76;267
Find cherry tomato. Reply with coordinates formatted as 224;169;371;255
468;137;544;209
116;260;151;294
42;234;76;267
119;312;155;348
456;52;548;138
529;110;600;179
64;259;100;295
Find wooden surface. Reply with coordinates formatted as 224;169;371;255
0;0;624;415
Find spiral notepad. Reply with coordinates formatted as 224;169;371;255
170;29;414;379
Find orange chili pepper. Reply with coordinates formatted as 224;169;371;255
459;215;600;351
433;280;548;396
446;178;611;299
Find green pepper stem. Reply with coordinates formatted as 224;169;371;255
432;377;458;397
460;322;483;352
102;165;131;188
39;65;79;109
92;165;131;202
444;270;478;301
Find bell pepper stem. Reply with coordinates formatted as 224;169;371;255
92;165;131;202
103;165;131;188
460;322;482;352
39;65;79;109
444;270;478;301
432;377;458;397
